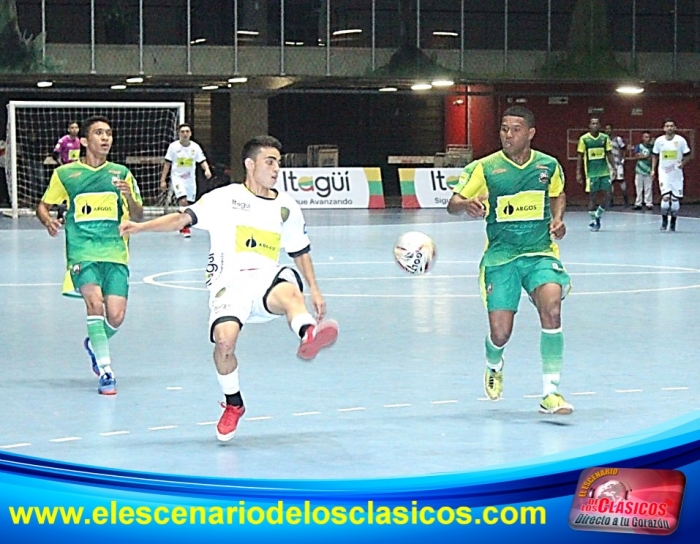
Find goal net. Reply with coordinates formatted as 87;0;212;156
4;101;185;218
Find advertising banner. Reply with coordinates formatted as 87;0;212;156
275;168;385;209
399;168;463;208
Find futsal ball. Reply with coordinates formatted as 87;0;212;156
394;231;436;275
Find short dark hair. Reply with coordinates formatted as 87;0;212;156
81;115;111;137
502;106;535;128
178;123;192;132
642;130;651;135
241;135;282;168
663;117;675;125
68;121;79;128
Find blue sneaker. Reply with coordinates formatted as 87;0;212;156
98;373;117;395
84;337;99;376
589;218;601;232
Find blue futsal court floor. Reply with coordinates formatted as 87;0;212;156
1;208;699;480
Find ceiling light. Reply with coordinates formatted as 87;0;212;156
126;76;144;84
411;82;432;91
228;77;248;83
111;84;127;90
333;29;362;36
433;31;458;37
36;81;53;88
431;79;454;87
379;87;397;92
201;85;219;90
190;38;206;45
616;85;644;94
237;30;259;36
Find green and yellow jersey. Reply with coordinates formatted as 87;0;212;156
453;149;564;267
41;161;142;267
577;132;612;179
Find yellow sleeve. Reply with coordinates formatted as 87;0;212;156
576;136;586;154
549;162;565;197
125;170;143;204
41;170;68;205
453;161;487;199
605;137;613;152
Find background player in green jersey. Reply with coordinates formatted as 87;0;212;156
446;106;573;415
36;116;144;395
576;117;615;231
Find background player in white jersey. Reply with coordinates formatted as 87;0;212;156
651;118;691;232
121;135;339;442
604;123;629;207
160;123;212;237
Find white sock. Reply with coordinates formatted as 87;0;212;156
543;373;560;396
217;368;240;395
290;313;315;338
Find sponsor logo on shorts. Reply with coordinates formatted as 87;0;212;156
486;283;493;295
71;263;81;275
569;467;685;536
215;287;226;298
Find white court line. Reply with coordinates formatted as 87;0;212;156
570;391;597;396
523;394;542;399
99;431;130;437
148;425;178;431
292;411;321;417
166;386;183;391
197;421;217;426
431;400;458;404
338;407;366;412
49;437;82;443
616;389;643;394
384;403;412;408
245;416;274;421
0;443;31;449
662;387;689;391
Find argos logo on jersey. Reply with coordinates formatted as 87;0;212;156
73;192;119;222
495;190;545;222
235;226;281;261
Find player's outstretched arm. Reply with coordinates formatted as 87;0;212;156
293;252;326;320
120;211;192;236
36;201;62;237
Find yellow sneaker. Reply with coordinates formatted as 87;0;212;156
539;392;574;415
484;365;503;401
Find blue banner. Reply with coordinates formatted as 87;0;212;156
2;411;699;543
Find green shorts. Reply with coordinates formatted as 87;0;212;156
586;175;611;193
67;261;130;298
480;255;571;313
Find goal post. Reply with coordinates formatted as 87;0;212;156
4;101;186;219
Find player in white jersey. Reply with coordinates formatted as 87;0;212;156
160;123;212;237
121;136;339;442
651;118;691;232
604;124;629;207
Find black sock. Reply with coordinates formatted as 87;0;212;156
299;324;312;339
225;392;244;407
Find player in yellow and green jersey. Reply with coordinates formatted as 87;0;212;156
36;115;144;395
447;105;573;415
576;117;615;231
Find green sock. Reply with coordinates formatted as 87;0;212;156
596;205;605;218
541;328;564;395
588;210;597;220
485;335;505;368
87;316;111;370
104;320;119;340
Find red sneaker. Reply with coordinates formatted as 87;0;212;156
297;319;339;360
216;403;245;442
180;226;191;238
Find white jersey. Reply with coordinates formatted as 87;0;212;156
165;140;206;184
187;183;310;290
610;135;625;168
653;134;690;196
